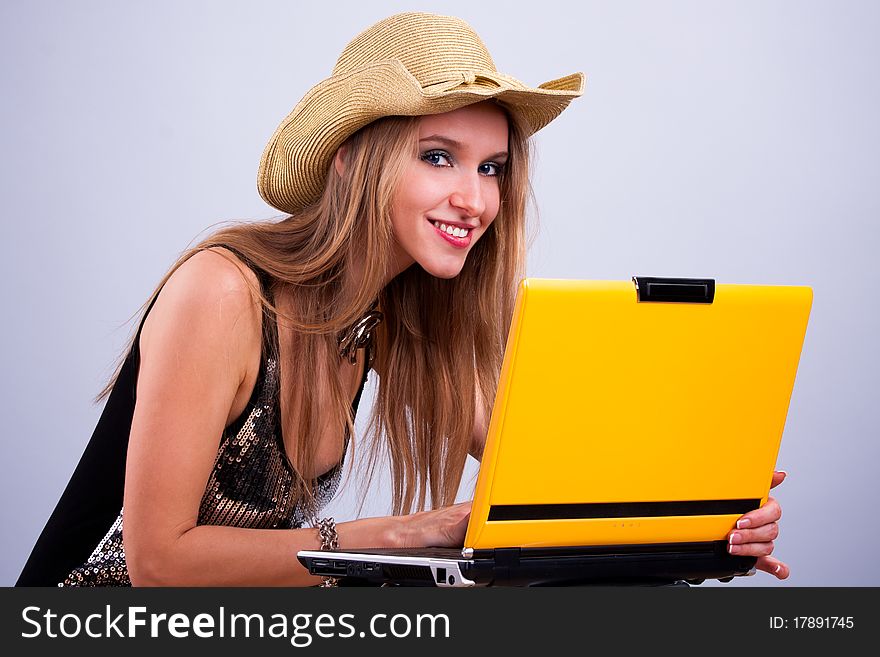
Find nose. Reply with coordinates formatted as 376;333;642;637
448;172;486;218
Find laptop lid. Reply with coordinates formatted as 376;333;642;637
465;277;813;551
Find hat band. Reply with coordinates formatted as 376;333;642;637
421;69;515;94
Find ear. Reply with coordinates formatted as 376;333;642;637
333;144;349;177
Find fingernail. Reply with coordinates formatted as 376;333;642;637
728;532;739;545
779;470;788;478
774;564;781;574
736;518;751;529
728;544;738;554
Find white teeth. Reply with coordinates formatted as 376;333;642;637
432;220;469;238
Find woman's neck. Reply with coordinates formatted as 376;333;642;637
343;242;415;295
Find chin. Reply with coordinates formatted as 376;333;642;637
419;258;466;280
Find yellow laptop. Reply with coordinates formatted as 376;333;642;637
299;276;813;586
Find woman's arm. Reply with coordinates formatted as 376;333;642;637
123;251;468;586
130;512;473;587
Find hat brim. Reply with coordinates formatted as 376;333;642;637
258;60;584;213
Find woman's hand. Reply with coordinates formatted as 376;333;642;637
395;501;472;548
727;470;789;579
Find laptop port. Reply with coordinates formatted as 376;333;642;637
310;559;348;576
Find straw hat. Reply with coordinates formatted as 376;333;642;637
257;12;585;213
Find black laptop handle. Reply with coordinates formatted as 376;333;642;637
633;276;715;303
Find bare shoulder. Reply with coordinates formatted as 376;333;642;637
139;247;264;382
170;247;263;306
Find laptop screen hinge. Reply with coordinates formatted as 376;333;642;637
491;548;521;584
633;276;715;304
493;548;521;568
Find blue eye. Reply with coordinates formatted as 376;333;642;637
421;150;452;167
479;162;504;177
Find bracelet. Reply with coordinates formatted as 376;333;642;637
315;517;339;587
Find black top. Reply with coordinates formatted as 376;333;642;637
16;247;370;586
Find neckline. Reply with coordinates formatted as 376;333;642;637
271;345;370;483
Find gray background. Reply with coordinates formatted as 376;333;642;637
2;0;877;587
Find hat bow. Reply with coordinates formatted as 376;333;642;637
420;69;512;95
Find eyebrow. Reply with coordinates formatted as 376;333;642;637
419;134;509;161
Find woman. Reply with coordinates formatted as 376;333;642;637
16;12;788;587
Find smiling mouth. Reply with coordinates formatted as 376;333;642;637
431;219;472;239
429;219;473;248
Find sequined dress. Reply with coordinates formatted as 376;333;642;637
16;248;369;586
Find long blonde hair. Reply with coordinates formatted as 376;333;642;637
97;104;533;515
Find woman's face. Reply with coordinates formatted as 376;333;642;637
389;101;509;280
